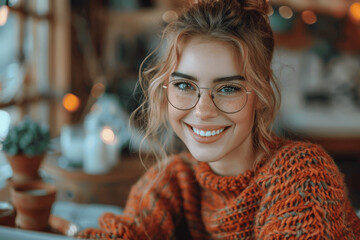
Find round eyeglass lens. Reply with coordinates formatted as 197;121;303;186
212;82;248;113
166;80;199;110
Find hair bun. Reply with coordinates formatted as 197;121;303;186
238;0;270;16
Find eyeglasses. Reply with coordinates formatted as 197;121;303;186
162;79;252;114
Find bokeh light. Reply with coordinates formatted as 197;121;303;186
0;110;11;139
268;5;274;17
101;126;116;144
0;6;9;26
62;93;80;112
302;10;317;25
91;83;105;99
349;2;360;22
279;6;293;19
162;10;178;23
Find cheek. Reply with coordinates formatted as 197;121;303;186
168;104;185;131
231;96;257;126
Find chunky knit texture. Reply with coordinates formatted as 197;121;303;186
77;137;360;239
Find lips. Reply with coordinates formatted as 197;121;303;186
185;123;230;144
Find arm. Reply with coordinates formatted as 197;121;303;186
255;143;360;239
77;159;186;240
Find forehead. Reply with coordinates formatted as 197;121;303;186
175;37;244;80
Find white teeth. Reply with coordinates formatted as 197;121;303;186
192;127;225;137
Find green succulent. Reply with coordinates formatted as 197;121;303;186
0;117;50;156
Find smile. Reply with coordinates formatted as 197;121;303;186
185;123;230;144
192;127;225;137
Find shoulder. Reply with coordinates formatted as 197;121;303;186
256;138;345;190
269;138;340;176
255;139;359;238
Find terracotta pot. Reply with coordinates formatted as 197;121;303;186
6;154;45;182
10;181;56;231
0;202;16;227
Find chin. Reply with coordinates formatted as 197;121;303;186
187;147;222;163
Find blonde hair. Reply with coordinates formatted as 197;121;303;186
131;0;280;168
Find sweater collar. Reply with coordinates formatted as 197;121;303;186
190;135;284;192
194;159;254;192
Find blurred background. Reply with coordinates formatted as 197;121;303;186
0;0;360;209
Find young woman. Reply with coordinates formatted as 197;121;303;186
77;0;360;239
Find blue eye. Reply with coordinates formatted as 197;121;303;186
221;86;238;92
172;81;196;91
217;84;242;95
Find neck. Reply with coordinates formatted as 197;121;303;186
208;136;260;176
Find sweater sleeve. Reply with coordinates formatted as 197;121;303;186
255;143;360;239
76;159;187;240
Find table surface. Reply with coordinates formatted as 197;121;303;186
0;200;123;239
0;152;145;238
0;226;73;240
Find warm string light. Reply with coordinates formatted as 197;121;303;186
62;93;81;112
272;3;359;25
349;2;360;22
302;10;317;25
279;6;294;19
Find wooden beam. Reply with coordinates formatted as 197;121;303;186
8;6;53;21
0;94;51;109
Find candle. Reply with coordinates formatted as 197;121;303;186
83;128;111;174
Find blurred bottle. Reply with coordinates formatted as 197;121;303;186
82;94;127;174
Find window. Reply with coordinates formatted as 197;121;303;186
0;0;70;134
0;0;70;181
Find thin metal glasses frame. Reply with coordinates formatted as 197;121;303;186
162;80;252;114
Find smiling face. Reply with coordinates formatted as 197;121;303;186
167;37;258;176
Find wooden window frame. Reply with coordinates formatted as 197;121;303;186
0;0;71;137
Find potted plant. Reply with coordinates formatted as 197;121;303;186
0;117;50;182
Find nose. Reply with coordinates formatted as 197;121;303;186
194;90;219;120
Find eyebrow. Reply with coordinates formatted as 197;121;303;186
170;72;245;83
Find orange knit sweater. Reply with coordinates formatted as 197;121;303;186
77;137;360;239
